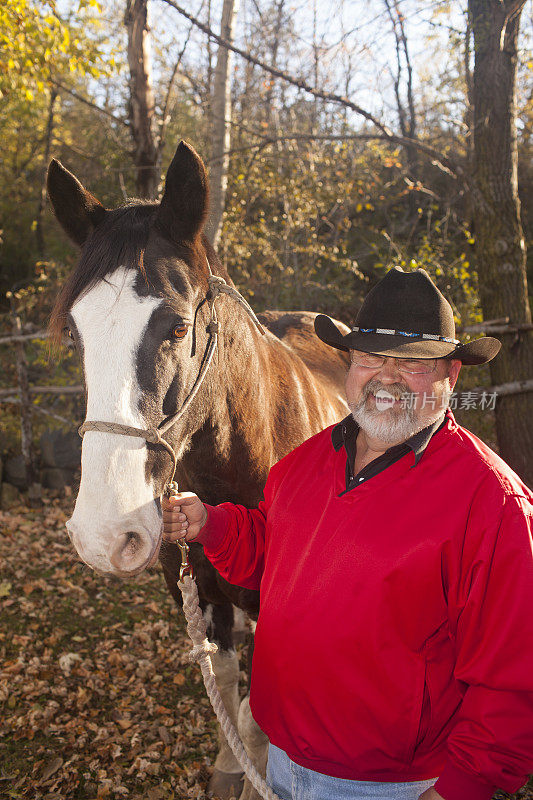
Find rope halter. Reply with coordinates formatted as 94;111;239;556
78;261;265;494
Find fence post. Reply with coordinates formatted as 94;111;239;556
7;293;41;501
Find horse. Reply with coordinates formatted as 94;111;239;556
47;140;350;800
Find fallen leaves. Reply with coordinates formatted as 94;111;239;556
40;756;63;781
58;652;82;675
0;494;227;799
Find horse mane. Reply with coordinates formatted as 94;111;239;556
49;201;157;344
49;187;229;349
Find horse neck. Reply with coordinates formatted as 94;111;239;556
177;301;274;506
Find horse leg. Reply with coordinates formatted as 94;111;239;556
205;602;245;800
237;694;269;800
230;630;267;800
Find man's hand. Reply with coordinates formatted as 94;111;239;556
161;492;208;543
418;787;444;800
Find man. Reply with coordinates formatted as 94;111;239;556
162;268;533;800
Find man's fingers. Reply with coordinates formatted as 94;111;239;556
164;512;187;523
162;520;192;535
175;495;200;507
165;492;198;505
162;492;199;510
162;524;199;543
161;492;206;544
163;521;188;533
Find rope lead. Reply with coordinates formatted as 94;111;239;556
178;575;284;800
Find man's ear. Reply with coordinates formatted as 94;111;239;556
47;159;106;246
448;359;462;389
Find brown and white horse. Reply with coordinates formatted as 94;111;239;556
47;141;349;800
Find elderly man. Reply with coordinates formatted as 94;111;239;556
162;268;533;800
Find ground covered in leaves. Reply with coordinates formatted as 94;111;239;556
0;493;228;800
1;494;531;800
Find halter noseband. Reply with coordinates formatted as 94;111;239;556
78;260;265;494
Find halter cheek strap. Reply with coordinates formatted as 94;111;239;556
78;261;265;493
78;420;180;487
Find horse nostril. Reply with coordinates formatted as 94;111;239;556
125;531;140;555
110;531;149;572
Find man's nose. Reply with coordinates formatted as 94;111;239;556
376;358;403;381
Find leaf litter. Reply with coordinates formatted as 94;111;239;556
0;494;531;800
0;493;233;799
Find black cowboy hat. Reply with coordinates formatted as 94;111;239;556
315;267;501;365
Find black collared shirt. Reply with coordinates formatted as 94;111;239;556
331;412;446;494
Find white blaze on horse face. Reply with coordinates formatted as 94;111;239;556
67;267;163;575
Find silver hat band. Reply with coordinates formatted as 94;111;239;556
351;326;460;345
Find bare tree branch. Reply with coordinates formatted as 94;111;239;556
157;2;206;158
209;131;457;186
159;26;194;129
0;397;73;425
50;78;129;127
384;0;406;136
157;0;463;180
503;0;528;41
394;0;416;140
0;385;84;397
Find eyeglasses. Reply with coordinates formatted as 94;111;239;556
349;350;438;374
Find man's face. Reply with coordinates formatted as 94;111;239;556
345;351;461;445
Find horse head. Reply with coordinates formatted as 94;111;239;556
48;141;223;577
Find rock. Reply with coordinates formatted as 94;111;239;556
1;482;20;508
40;429;81;470
27;482;42;503
4;455;27;487
41;468;71;490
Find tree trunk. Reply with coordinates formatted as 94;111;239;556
9;298;40;500
264;0;284;131
36;88;58;259
463;7;475;231
469;0;533;486
204;0;240;247
125;0;159;199
385;0;419;223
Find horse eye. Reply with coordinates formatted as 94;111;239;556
63;326;75;341
171;324;188;340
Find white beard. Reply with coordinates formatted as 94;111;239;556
349;376;451;445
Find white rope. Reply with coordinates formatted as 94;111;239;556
178;575;285;800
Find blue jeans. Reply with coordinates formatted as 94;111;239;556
266;744;437;800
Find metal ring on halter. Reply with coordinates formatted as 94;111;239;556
165;481;193;578
177;539;193;581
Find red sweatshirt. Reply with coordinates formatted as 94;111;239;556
198;412;533;800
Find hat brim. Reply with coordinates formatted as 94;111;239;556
314;314;501;365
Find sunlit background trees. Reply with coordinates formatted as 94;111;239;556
1;0;532;482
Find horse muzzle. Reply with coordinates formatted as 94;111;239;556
67;519;162;577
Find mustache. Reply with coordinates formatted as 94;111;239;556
361;378;411;402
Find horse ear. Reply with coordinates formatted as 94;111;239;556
47;159;107;247
156;141;209;244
